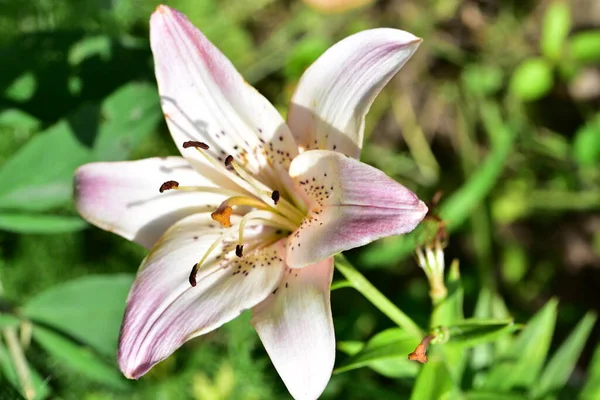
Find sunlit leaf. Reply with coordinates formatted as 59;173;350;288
540;1;571;61
335;328;419;378
568;30;600;64
581;339;600;399
442;318;519;347
22;275;134;357
410;350;459;400
0;314;20;329
509;58;554;101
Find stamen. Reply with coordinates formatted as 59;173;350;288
189;263;199;287
271;190;280;205
159;180;179;193
183;141;210;150
211;205;233;228
235;244;244;257
225;155;234;167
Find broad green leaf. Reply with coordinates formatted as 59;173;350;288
532;311;597;398
94;83;162;161
335;328;419;378
540;1;571;61
568;30;600;64
581;340;600;399
22;274;134;357
0;121;92;212
441;318;519;347
510;58;554;101
32;325;128;390
483;299;557;391
0;314;20;329
0;339;50;399
410;349;459;400
359;102;516;267
0;213;87;234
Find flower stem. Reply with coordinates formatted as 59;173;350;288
334;254;423;339
3;327;35;400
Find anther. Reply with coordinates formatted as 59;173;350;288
271;190;280;205
211;205;233;228
189;263;200;287
408;334;435;364
183;141;210;150
159;180;179;193
235;244;244;257
224;155;234;167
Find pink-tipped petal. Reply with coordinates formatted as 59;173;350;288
151;5;298;185
287;28;421;158
286;150;428;268
118;213;285;379
74;157;234;248
252;257;335;400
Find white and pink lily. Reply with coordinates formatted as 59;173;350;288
74;5;427;399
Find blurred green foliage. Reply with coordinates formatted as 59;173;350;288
1;0;599;399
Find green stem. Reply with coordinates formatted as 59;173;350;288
334;254;423;339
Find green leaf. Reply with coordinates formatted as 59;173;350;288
410;350;459;400
0;314;20;329
4;72;36;102
531;311;597;398
510;58;554;101
68;35;112;66
335;328;419;378
0;121;92;212
483;299;557;391
581;339;600;399
0;340;50;399
0;109;41;131
568;30;600;64
540;1;571;61
284;37;330;80
22;274;134;357
440;318;519;347
94;83;162;161
0;213;87;234
465;392;528;400
32;325;128;390
573;114;600;167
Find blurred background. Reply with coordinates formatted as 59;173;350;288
0;0;599;399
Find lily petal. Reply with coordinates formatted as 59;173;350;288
286;150;428;268
74;157;234;248
118;213;285;379
287;28;421;159
151;5;298;185
252;256;334;400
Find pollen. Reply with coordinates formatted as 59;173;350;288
211;205;233;228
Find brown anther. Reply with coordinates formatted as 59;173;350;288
408;334;434;364
189;263;199;287
159;180;179;193
271;190;280;205
183;141;210;150
235;244;244;257
224;155;234;167
211;205;233;228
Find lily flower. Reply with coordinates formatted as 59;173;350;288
74;5;427;399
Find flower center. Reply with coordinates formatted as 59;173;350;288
159;141;308;287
